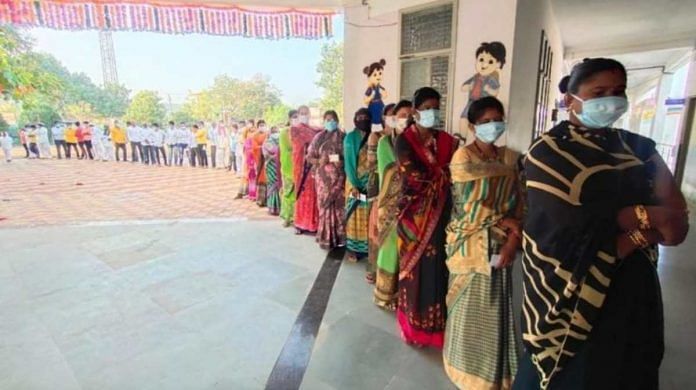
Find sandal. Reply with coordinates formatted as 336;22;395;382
365;273;376;284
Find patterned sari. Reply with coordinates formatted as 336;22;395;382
244;133;257;200
344;129;370;257
444;146;520;389
263;132;281;215
373;134;401;310
291;124;321;233
236;127;252;197
308;130;346;249
395;125;457;348
253;131;268;207
516;121;663;389
279;126;295;225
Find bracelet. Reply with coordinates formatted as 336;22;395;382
634;205;651;230
627;229;650;248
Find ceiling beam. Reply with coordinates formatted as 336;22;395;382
564;34;696;60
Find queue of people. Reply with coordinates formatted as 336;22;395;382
5;57;690;390
235;58;689;390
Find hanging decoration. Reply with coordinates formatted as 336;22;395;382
0;0;334;39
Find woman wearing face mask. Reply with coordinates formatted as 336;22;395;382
373;99;412;311
395;87;458;347
242;122;259;200
253;120;270;207
515;58;689;390
307;111;347;250
366;103;396;284
443;96;521;389
344;108;373;262
291;105;321;235
263;126;282;215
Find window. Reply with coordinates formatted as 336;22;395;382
399;2;455;130
532;30;553;140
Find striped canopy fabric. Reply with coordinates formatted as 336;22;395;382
0;0;334;39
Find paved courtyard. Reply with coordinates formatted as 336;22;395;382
0;157;695;389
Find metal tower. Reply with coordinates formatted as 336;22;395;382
99;31;119;86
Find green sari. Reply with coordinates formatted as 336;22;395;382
279;126;295;225
344;129;370;256
373;134;400;310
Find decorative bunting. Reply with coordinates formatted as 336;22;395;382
0;0;334;39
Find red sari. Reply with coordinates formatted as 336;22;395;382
395;125;457;348
291;124;321;233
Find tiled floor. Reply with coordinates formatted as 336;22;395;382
1;157;695;389
0;157;270;227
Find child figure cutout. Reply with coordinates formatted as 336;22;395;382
458;42;507;140
363;59;388;127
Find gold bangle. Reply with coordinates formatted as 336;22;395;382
634;205;651;230
628;229;650;248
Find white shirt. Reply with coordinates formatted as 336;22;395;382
51;125;65;141
127;126;142;142
38;127;50;143
207;127;219;146
140;127;153;146
151;130;165;147
178;128;190;145
165;127;176;145
1;134;12;150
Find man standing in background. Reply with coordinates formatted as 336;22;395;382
111;120;127;162
51;122;66;159
37;123;52;159
26;125;40;159
165;121;177;166
152;123;167;166
127;121;142;163
207;121;219;169
140;123;153;165
18;127;29;158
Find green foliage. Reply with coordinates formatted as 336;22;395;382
125;90;166;124
182;74;282;122
263;103;294;127
167;109;194;124
0;115;8;132
18;93;61;126
316;41;344;120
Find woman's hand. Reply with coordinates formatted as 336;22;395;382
496;242;517;269
319;154;329;166
497;218;522;239
617;206;689;245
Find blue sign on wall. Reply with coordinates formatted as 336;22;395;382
665;98;686;106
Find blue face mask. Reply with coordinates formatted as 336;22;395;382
416;109;440;129
475;121;506;144
324;120;338;132
572;95;628;129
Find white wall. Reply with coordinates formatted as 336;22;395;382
343;6;399;126
344;0;519;133
506;0;564;152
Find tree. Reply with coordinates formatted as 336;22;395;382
167;109;194;124
64;102;99;122
182;74;282;122
125;91;165;124
263;103;293;127
316;41;344;120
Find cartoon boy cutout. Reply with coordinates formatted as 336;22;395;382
458;42;507;137
363;59;388;126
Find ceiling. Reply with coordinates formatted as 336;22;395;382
151;0;351;11
552;0;696;59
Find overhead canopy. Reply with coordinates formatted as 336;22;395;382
0;0;336;39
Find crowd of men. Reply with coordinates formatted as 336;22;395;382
5;119;265;172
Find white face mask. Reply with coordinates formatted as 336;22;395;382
299;115;310;125
395;117;409;133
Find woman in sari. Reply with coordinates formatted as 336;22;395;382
514;58;689;390
263;126;282;215
307;111;346;249
365;103;395;283
235;121;253;199
243;125;258;201
292;105;321;234
254;120;269;207
395;87;457;348
344;108;372;262
279;110;298;227
444;97;520;389
373;100;412;310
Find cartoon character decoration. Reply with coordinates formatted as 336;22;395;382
363;59;388;126
459;42;507;135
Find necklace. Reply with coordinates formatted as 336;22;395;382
472;141;498;161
